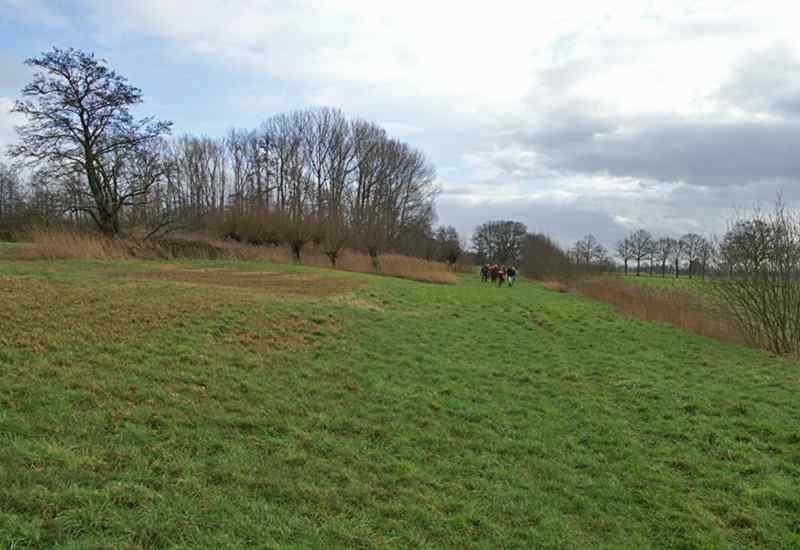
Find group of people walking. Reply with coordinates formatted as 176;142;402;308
480;264;517;287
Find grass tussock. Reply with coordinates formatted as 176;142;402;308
14;228;457;284
575;275;747;346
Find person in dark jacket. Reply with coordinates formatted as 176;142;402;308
507;266;517;287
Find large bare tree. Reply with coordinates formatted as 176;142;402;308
10;48;171;236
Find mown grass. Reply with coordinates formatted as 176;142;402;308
1;260;799;548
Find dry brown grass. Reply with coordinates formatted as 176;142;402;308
575;276;747;346
122;266;360;296
19;228;130;261
15;228;457;284
375;254;457;284
541;280;571;293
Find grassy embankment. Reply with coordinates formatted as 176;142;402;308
0;257;798;548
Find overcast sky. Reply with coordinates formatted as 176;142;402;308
2;0;799;248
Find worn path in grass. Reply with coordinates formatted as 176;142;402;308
0;259;798;549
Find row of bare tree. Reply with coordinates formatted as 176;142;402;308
568;206;800;355
614;230;715;278
2;48;465;267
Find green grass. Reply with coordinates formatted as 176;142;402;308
623;273;710;292
0;241;23;254
1;260;799;548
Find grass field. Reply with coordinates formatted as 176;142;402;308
1;259;799;548
623;273;709;291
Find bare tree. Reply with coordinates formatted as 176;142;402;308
319;214;350;268
680;233;704;278
573;234;607;265
654;237;676;277
10;48;171;235
434;225;463;268
672;238;685;278
711;200;800;354
472;220;527;264
627;229;654;277
616;237;634;276
697;236;715;281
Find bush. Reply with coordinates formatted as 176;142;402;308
711;200;800;355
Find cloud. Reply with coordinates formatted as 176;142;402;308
5;0;800;251
0;97;23;160
718;44;800;118
518;114;800;187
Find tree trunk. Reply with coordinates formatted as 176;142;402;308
368;246;380;272
636;258;641;276
291;241;302;263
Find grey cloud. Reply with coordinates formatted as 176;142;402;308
520;115;800;187
719;45;800;118
438;194;628;249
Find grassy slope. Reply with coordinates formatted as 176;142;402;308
0;260;798;549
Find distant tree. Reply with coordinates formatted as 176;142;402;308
434;225;463;267
10;48;172;236
697;236;715;281
654;237;677;277
573;234;607;265
627;229;654;277
616;237;634;275
680;233;704;278
472;220;527;264
521;233;575;280
0;163;23;219
672;238;685;278
719;219;772;277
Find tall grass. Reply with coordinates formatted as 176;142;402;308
575;276;747;347
19;229;130;261
16;228;457;284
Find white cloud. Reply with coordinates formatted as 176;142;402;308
6;0;800;248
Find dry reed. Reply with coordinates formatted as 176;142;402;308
17;229;457;284
575;276;747;346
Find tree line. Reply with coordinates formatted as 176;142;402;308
1;47;465;268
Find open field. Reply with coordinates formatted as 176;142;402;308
1;259;799;548
623;274;710;292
